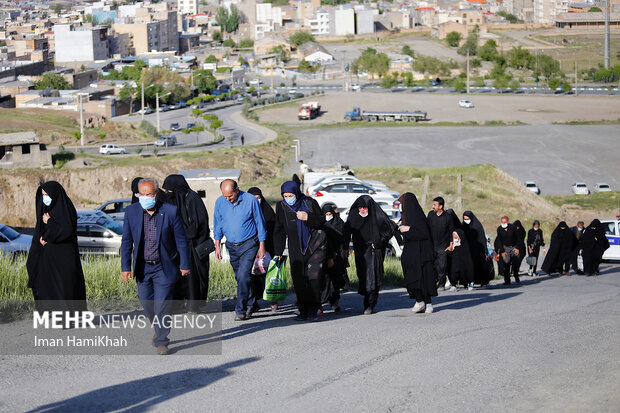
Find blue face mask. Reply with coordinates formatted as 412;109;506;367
285;196;297;206
139;196;156;210
42;195;52;206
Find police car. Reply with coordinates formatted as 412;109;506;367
600;217;620;260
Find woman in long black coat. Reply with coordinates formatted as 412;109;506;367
580;219;610;276
274;181;327;321
26;181;87;313
343;195;394;315
451;229;475;290
462;211;491;286
247;186;277;312
321;204;347;312
163;174;211;313
541;222;577;276
526;220;545;276
398;193;437;313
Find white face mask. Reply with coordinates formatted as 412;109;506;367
501;223;508;229
325;215;333;222
533;227;539;231
463;219;471;225
359;211;368;218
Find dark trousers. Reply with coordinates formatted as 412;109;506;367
137;263;176;347
251;273;267;308
291;248;326;317
363;290;379;310
434;247;449;286
528;247;540;273
227;237;259;315
500;246;520;283
411;287;431;304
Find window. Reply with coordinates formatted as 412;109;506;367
602;222;616;236
0;234;7;243
350;184;370;194
76;225;89;237
21;144;30;155
88;225;106;238
325;184;348;193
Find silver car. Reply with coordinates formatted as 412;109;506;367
96;198;132;222
76;211;123;256
0;224;33;257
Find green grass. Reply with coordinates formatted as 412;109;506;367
552;118;620;126
545;191;620;212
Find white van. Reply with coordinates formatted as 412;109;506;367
600;218;620;260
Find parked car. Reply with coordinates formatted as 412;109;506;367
157;105;171;112
185;122;196;130
600;218;620;260
593;183;612;193
430;78;442;86
76;211;123;256
173;101;187;109
458;99;474;108
137;107;153;115
99;144;126;155
307;175;399;199
96;198;132;222
154;135;177;147
524;181;541;195
311;182;396;212
170;122;181;131
572;182;590;195
0;224;32;257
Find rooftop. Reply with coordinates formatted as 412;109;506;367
179;169;242;180
0;131;38;145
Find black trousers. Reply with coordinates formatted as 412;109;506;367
434;248;449;286
363;289;379;309
409;287;431;304
290;248;326;317
528;246;540;273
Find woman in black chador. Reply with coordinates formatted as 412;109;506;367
526;220;545;276
343;195;394;315
274;181;327;321
541;221;577;276
451;229;475;290
580;219;610;276
130;176;143;204
320;204;347;312
462;211;491;286
163;174;211;313
398;193;438;313
513;220;527;279
26;181;87;313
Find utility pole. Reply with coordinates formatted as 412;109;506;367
604;0;610;69
141;80;145;121
466;49;470;94
156;92;160;134
79;94;84;146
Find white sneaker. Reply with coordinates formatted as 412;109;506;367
449;286;458;292
412;302;426;313
444;281;452;290
425;304;434;314
528;269;533;276
467;282;474;291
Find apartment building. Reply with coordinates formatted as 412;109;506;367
308;8;329;35
53;24;109;63
178;0;199;15
329;5;355;36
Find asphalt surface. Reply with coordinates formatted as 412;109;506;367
293;124;620;195
1;265;619;412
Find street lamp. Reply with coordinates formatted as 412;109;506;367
141;83;154;121
156;91;171;134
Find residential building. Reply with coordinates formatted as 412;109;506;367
53;24;109;63
254;36;291;54
329;5;355;36
113;13;179;55
296;42;334;63
178;0;199;15
255;3;283;38
308;8;330;35
0;131;52;170
355;8;375;34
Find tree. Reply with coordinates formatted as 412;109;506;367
536;54;561;80
497;11;519;23
215;5;240;36
402;71;414;87
380;74;399;88
238;38;254;48
509;79;521;91
493;76;509;91
478;39;498;62
270;45;290;62
34;73;71;90
411;55;451;76
588;6;602;12
453;78;466;92
212;30;223;42
53;4;64;14
205;55;218;63
401;45;415;58
547;77;561;90
289;31;316;47
298;59;315;73
458;26;479;56
352;48;391;81
507;46;534;70
446;31;462;48
193;69;218;94
139;66;191;105
222;38;236;48
561;81;573;93
119;83;137;113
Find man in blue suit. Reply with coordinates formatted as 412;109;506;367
121;178;190;355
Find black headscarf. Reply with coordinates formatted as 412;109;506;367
163;174;191;207
347;195;393;247
131;176;143;204
281;180;311;253
541;221;577;274
322;203;344;235
581;219;610;255
398;192;430;239
462;210;486;250
162;174;210;243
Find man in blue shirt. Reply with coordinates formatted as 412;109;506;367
214;179;267;320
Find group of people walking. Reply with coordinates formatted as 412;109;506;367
25;178;611;354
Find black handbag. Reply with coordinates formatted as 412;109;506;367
194;238;215;260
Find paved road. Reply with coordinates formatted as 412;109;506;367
1;267;619;411
293;124;620;195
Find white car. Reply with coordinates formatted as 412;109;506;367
600;218;620;260
99;144;126;155
0;224;32;256
137;107;153;115
458;99;474;108
312;182;396;212
306;176;399;199
572;183;590;195
249;79;261;86
524;181;541;195
593;183;611;193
